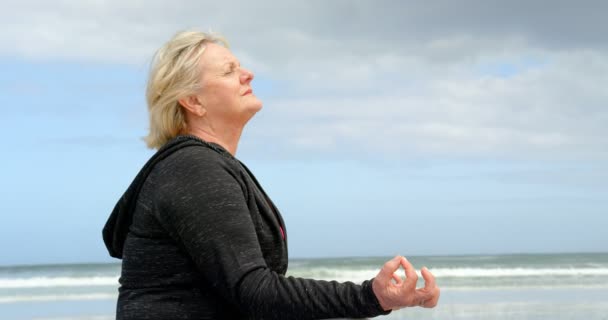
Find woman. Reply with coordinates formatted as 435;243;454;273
103;30;439;319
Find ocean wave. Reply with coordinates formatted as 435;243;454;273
440;284;608;291
0;293;116;304
431;267;608;278
290;267;608;282
3;284;608;304
1;267;608;289
0;276;118;289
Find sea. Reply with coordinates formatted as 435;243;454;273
1;252;607;320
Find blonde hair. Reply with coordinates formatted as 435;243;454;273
144;30;229;149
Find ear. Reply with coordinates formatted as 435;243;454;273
178;95;207;117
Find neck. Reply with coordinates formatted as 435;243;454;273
185;122;243;157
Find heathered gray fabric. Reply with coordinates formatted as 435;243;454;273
110;135;390;319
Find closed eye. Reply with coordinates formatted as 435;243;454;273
223;62;240;75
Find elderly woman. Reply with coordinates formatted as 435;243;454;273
103;30;439;319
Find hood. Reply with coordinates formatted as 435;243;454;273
102;135;221;258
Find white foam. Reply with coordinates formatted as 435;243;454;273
0;293;116;304
290;267;608;282
431;267;608;278
0;276;119;289
3;285;608;305
289;268;377;282
2;267;607;289
440;284;608;291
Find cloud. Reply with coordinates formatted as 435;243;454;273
248;49;608;159
3;1;606;64
2;0;607;159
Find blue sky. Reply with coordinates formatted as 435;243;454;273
1;1;607;265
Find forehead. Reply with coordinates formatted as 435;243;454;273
199;42;237;70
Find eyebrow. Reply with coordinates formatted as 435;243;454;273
222;61;240;69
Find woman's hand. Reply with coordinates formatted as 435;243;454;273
371;255;440;311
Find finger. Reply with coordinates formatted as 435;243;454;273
415;287;435;302
378;256;403;282
424;287;440;308
416;285;440;307
400;257;418;284
391;272;403;285
421;267;436;290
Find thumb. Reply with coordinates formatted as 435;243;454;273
377;255;403;282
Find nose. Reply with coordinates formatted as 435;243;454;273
240;67;254;83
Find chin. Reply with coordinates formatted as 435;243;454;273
242;103;262;121
250;99;263;112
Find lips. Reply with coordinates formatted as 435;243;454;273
243;88;252;95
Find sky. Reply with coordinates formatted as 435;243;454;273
0;0;607;266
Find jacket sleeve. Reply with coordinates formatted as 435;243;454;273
155;147;391;319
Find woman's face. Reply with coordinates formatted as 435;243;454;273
196;42;262;127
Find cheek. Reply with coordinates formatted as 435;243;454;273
201;78;241;108
213;82;240;100
207;87;243;115
205;84;230;103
